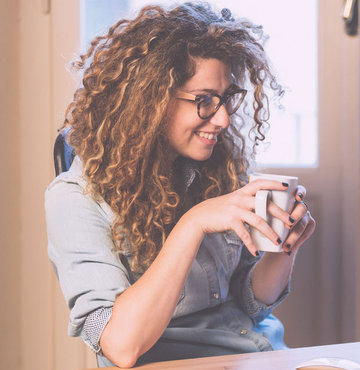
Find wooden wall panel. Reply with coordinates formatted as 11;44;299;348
19;0;53;369
0;1;21;369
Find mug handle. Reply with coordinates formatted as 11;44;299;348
255;189;271;223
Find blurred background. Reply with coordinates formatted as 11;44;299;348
1;0;359;369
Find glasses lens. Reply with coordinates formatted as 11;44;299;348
198;95;220;119
225;92;244;115
197;88;246;119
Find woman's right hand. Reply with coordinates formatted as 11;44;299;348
186;179;294;256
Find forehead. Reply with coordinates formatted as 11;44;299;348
181;58;231;93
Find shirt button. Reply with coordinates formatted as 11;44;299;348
240;329;247;335
212;293;219;299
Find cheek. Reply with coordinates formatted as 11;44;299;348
165;100;201;145
166;123;179;146
167;121;197;148
164;117;185;157
166;112;190;142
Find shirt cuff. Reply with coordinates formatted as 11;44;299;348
241;262;291;324
80;306;113;353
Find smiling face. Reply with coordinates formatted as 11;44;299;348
166;58;232;162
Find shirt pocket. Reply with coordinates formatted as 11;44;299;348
223;231;243;276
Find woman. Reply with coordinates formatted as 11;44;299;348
45;2;315;368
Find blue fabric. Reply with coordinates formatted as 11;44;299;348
45;156;290;364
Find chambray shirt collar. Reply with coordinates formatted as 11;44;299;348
175;156;201;192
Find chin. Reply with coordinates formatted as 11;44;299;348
185;151;213;162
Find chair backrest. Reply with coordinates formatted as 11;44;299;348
53;127;75;176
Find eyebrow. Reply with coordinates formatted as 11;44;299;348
188;85;235;95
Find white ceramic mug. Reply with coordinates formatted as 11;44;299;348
249;173;298;252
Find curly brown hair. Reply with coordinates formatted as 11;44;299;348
64;2;282;273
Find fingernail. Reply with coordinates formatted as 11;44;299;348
255;251;260;257
286;250;292;256
298;193;303;199
285;243;291;250
289;216;295;223
282;182;289;187
277;238;282;245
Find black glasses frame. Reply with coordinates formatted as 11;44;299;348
175;85;247;120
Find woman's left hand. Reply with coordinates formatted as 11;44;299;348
282;185;316;255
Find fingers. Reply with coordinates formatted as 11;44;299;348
239;211;283;252
241;179;289;196
235;194;293;229
283;211;316;255
231;181;312;257
294;213;316;250
232;223;259;257
267;201;295;229
283;215;308;254
240;181;295;227
230;207;284;257
295;185;307;202
289;199;309;228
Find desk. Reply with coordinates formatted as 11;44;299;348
85;342;360;369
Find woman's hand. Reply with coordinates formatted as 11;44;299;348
282;185;316;255
188;179;294;257
251;185;316;304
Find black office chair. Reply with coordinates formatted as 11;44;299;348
53;127;75;176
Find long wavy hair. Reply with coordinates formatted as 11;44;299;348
64;2;282;273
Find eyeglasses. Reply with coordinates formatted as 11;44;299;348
175;85;247;120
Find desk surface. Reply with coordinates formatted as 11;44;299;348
85;342;360;369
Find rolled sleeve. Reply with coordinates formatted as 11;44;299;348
81;306;113;352
45;179;131;337
230;247;290;324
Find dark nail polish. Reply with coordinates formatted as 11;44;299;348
277;238;282;245
255;251;260;257
282;182;289;187
289;216;295;223
298;193;304;199
286;250;292;256
285;243;291;250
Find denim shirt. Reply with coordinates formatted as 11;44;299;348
45;156;289;365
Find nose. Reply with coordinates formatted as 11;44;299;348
208;104;230;129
